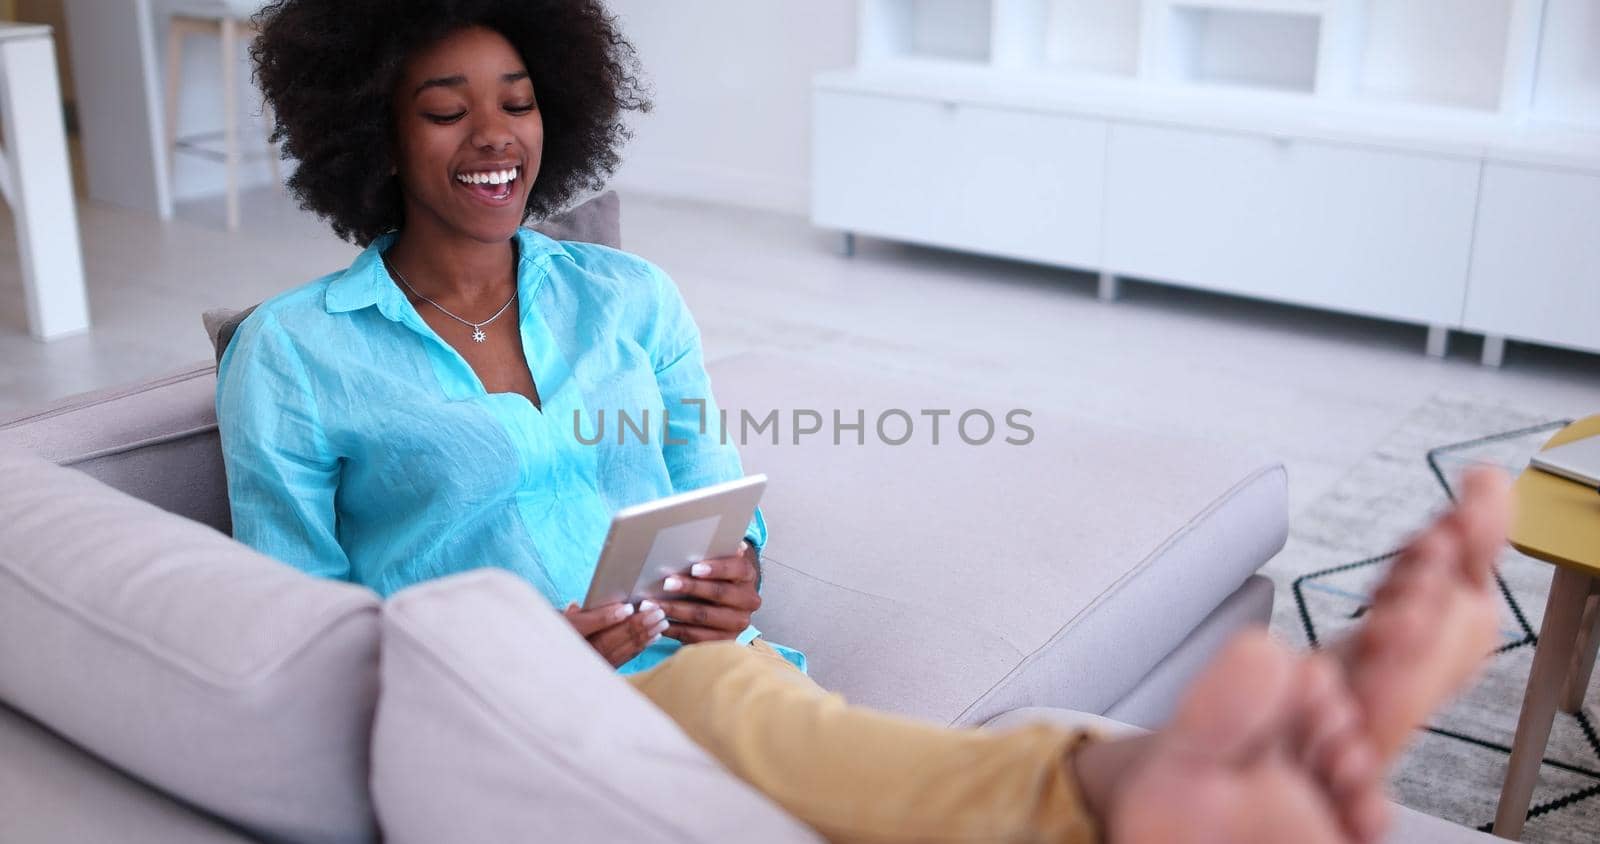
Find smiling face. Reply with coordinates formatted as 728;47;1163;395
391;26;543;244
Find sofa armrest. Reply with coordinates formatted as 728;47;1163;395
0;362;230;533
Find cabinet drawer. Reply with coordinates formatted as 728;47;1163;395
1104;123;1478;325
812;90;1107;268
1464;164;1600;355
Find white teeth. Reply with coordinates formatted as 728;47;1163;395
456;166;518;186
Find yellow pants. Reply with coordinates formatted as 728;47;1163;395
625;639;1100;844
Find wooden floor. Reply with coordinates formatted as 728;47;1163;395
1;186;1597;517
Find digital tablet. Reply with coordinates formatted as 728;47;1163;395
582;474;767;609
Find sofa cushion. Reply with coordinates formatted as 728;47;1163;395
0;447;381;844
372;568;820;844
981;708;1498;843
0;363;229;533
0;703;256;844
706;353;1288;726
1102;574;1274;729
202;190;623;364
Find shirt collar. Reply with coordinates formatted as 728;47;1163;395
324;227;564;317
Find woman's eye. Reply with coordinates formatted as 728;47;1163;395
425;111;467;124
507;102;537;114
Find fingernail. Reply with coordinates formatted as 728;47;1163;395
663;577;683;592
638;600;656;612
652;619;669;635
649;631;663;645
646;608;666;625
613;604;635;621
691;563;712;577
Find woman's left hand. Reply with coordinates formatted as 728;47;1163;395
657;543;762;644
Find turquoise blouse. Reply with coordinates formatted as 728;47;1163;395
216;228;802;675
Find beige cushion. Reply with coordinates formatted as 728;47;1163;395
0;446;382;843
372;568;821;844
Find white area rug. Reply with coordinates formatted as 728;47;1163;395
1262;394;1597;842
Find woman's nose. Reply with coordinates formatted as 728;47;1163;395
469;115;515;152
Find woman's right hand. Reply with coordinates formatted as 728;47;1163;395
562;600;668;668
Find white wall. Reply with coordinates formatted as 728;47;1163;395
604;0;856;215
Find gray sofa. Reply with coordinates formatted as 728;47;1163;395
0;350;1287;842
0;201;1493;841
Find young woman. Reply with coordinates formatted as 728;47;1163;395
221;2;1510;841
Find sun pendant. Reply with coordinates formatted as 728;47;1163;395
471;327;487;343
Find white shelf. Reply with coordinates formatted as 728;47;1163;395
860;0;993;65
815;65;1600;172
1354;0;1518;112
856;0;1591;121
1138;0;1364;96
1162;0;1343;12
1528;0;1600;128
1160;4;1323;93
1043;0;1141;77
846;0;1600;169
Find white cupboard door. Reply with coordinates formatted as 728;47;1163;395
812;89;1108;268
813;91;951;244
1104;123;1478;326
1464;163;1600;355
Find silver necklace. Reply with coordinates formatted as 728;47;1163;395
384;257;516;343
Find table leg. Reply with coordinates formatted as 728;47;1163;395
1494;567;1596;838
0;32;90;340
1561;588;1600;714
221;15;239;232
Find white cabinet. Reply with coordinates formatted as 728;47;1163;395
812;90;1108;269
1103;123;1480;325
813;0;1600;361
1464;164;1600;356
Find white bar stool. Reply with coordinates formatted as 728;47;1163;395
163;1;276;231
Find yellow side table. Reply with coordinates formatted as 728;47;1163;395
1493;415;1600;839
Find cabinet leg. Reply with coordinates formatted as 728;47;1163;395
1494;568;1595;838
1425;325;1449;358
1097;272;1120;302
837;231;855;258
1561;588;1600;714
1482;335;1506;368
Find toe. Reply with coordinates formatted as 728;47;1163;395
1346;787;1393;844
1459;467;1512;588
1324;737;1379;798
1169;631;1296;764
1295;657;1356;762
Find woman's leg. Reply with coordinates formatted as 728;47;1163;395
625;469;1508;844
625;640;1100;844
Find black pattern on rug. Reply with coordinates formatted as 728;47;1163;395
1263;396;1599;842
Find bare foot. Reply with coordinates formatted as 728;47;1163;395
1110;633;1384;843
1095;468;1511;843
1337;467;1510;760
